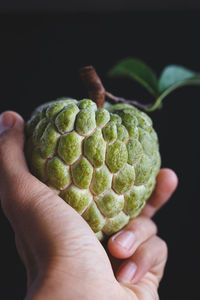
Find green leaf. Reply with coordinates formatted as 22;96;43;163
147;74;200;112
158;65;196;92
108;58;158;97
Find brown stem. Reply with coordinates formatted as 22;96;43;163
80;66;106;108
105;91;153;110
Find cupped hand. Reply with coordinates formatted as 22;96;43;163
0;111;178;300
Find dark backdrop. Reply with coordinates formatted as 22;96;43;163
1;1;200;12
0;12;200;300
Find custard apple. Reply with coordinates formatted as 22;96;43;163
25;98;161;241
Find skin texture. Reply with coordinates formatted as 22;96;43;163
0;111;178;300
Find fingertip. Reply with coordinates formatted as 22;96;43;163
107;239;129;259
116;261;137;284
158;168;178;193
0;111;24;136
7;111;24;129
0;110;24;123
141;168;178;218
108;231;135;259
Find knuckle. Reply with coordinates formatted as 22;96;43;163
16;178;50;209
0;174;29;216
137;242;152;264
23;183;59;215
127;215;146;229
128;216;158;237
157;237;168;257
161;239;168;255
149;219;158;235
141;218;158;236
11;173;29;200
29;185;54;208
139;243;148;257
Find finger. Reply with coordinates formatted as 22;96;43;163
0;111;29;211
0;111;57;220
0;111;37;213
0;111;83;217
0;111;73;216
108;216;157;259
116;235;168;285
0;111;27;171
141;168;178;218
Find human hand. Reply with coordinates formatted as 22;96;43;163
0;111;178;300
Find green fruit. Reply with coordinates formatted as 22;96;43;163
25;98;161;241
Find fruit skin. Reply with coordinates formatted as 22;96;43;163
25;98;161;241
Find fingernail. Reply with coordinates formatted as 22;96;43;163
112;230;135;250
117;262;137;283
0;112;16;135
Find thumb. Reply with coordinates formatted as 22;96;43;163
0;110;27;176
0;111;31;215
0;111;95;243
0;110;75;217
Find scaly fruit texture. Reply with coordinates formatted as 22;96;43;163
25;98;161;241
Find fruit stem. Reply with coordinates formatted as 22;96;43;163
105;91;153;110
80;66;106;108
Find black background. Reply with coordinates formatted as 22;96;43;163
0;11;200;300
1;1;200;12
